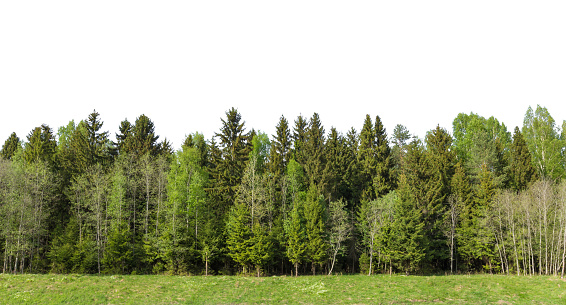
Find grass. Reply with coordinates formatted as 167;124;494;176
1;273;565;304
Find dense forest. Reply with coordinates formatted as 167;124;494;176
1;105;566;277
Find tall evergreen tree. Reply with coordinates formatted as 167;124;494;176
23;124;57;165
269;115;292;181
304;113;326;189
85;110;112;166
285;191;307;276
1;132;21;160
292;115;308;165
303;183;327;275
323;128;347;202
423;126;455;269
509;127;537;191
214;108;250;207
358;115;393;201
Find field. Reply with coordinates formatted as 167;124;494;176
1;273;565;304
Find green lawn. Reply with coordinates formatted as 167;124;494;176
1;273;565;304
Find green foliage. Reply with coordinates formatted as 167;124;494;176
23;124;57;165
284;191;307;276
303;183;327;274
509;127;537;191
213;108;251;209
226;201;253;272
292;115;308;165
522;105;565;180
269;115;292;180
358;115;393;201
1;132;21;160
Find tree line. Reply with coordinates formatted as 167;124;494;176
1;105;566;276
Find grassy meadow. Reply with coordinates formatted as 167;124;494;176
1;273;565;304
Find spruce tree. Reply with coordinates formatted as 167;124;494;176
1;132;20;160
214;108;250;207
392;141;426;274
285;191;307;276
358;115;393;200
304;113;326;189
292;115;308;165
510;127;537;191
323;128;347;202
269;115;292;181
303;183;327;275
85;110;111;166
423;126;455;268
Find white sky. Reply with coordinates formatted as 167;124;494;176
1;1;565;150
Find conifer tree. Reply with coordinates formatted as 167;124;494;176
292;115;308;165
285;191;307;276
391;140;426;274
269;115;292;181
115;119;133;154
423;126;455;268
1;132;20;160
23;124;57;165
358;115;393;200
85;110;112;166
510;127;537;191
214;108;250;207
303;183;327;275
323;128;347;202
304;113;326;189
226;200;252;273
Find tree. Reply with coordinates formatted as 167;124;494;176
84;110;112;166
292;115;308;165
303;183;327;275
23;125;57;165
1;132;21;160
226;200;252;273
285;191;307;276
452;113;511;188
214;108;250;207
509;127;537;191
423;126;455;268
304;113;326;189
391;124;411;183
269;115;292;180
358;115;393;201
392;140;426;274
522;105;564;180
327;199;352;275
323;128;347;202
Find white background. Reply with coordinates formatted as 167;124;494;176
1;1;565;149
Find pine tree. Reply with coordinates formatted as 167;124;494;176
1;132;21;160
